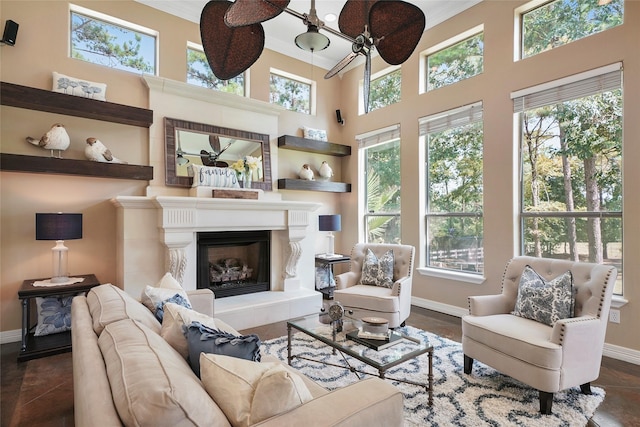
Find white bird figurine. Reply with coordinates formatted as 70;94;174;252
26;123;70;158
298;164;315;180
85;137;127;163
318;161;334;180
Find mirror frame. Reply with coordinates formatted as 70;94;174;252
164;117;272;191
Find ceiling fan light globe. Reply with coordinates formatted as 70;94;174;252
176;154;189;166
295;25;330;52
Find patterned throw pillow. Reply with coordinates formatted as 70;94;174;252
34;295;74;336
512;265;574;326
142;285;192;323
359;249;395;288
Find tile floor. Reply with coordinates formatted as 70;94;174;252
1;307;639;426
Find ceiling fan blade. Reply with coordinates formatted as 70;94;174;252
224;0;290;27
369;0;425;65
363;51;371;114
338;0;380;39
200;0;265;80
209;135;221;153
324;51;359;79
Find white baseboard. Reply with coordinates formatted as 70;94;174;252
1;329;22;344
411;296;640;366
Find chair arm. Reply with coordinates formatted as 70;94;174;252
254;378;403;427
391;276;411;296
550;315;602;346
335;271;359;290
186;289;214;317
467;294;512;316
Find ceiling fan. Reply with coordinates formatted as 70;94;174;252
199;0;426;113
176;134;233;167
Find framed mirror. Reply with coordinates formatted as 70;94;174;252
164;117;272;190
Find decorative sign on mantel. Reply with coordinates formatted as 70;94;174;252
212;189;259;199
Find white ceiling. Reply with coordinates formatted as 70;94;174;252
135;0;482;72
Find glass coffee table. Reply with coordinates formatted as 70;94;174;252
287;313;434;405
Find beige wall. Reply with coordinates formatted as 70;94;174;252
1;0;638;355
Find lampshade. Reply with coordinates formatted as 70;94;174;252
295;25;330;52
319;214;341;232
36;213;83;240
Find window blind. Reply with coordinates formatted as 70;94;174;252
419;102;483;135
356;124;400;149
512;63;622;113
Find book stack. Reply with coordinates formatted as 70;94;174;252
346;330;404;351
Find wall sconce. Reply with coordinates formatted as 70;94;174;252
318;214;341;257
35;213;83;283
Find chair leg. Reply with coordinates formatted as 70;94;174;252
580;383;592;395
539;391;553;415
463;355;474;374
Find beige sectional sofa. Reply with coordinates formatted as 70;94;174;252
71;284;404;426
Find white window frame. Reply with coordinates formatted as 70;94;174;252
358;65;401;115
417;102;485;284
269;68;316;115
69;4;159;75
419;24;484;95
356;124;401;243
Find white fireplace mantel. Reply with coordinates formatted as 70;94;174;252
111;195;323;329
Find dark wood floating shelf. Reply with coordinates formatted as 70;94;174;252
278;135;351;157
1;81;153;128
0;153;153;181
278;178;351;193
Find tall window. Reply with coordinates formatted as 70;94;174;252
70;5;157;74
368;67;401;113
358;126;401;244
514;64;623;294
421;103;484;273
520;0;623;59
426;31;483;92
269;70;313;114
186;44;245;96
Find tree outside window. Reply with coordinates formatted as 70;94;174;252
368;68;401;113
269;72;311;114
70;9;156;74
424;110;483;274
187;47;244;96
427;32;483;91
362;134;401;244
520;87;622;294
521;0;623;59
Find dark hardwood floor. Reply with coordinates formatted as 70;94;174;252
1;306;639;426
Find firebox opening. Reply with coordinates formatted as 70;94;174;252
197;231;270;298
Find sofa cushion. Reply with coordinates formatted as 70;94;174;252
86;284;160;336
98;318;231;427
185;322;261;377
161;303;240;359
34;295;73;336
512;265;574;326
141;272;192;322
360;249;394;288
334;284;399;313
200;353;313;427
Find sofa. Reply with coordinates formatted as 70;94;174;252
71;283;404;426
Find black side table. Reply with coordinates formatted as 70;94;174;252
315;255;350;299
17;274;101;362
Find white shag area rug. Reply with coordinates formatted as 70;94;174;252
260;326;604;426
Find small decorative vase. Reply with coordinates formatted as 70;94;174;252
243;169;252;188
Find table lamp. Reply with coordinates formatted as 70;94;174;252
318;214;341;257
36;213;83;283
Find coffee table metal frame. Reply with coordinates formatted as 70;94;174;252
287;314;434;405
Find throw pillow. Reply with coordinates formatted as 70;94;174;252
184;322;261;377
359;249;395;288
512;265;574;326
34;295;73;336
52;71;107;101
200;353;313;427
141;285;192;323
188;164;241;188
161;302;238;359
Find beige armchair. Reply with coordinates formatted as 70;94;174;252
462;256;617;414
334;243;415;328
